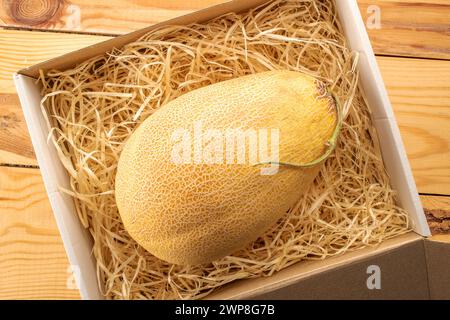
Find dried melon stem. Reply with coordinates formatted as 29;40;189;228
257;87;342;168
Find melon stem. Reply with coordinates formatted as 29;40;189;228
256;89;342;168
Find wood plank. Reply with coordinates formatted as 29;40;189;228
0;166;80;299
358;0;450;60
377;56;450;195
0;0;225;34
429;233;450;244
0;94;35;166
1;1;449;60
0;29;110;94
0;29;108;166
0;29;449;193
0;165;447;298
421;195;450;243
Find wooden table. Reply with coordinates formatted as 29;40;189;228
0;0;449;299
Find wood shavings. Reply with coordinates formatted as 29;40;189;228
39;0;410;299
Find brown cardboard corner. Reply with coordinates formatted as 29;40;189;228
208;232;428;299
424;238;450;300
17;0;269;79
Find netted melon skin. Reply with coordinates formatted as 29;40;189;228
115;71;337;265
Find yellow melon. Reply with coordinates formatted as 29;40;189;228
115;70;339;265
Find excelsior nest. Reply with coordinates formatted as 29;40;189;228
39;0;410;299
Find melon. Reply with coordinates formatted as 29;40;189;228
115;70;339;265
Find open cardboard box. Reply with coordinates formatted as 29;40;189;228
13;0;450;299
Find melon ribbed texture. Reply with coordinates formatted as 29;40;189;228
115;70;337;265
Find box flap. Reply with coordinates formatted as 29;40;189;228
424;239;450;299
208;232;422;299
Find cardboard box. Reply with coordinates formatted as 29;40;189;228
14;0;447;299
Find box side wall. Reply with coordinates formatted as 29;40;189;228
425;240;450;300
335;1;430;236
13;74;101;299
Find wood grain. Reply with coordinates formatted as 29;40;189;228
0;166;80;299
0;94;35;166
421;195;450;243
0;29;108;165
0;28;110;94
0;0;225;34
422;195;450;236
358;0;450;60
1;1;449;60
378;56;450;195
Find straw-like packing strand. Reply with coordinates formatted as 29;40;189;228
39;0;410;299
